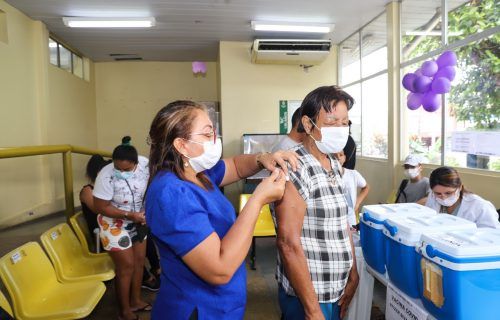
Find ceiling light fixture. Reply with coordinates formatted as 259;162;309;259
251;21;333;33
62;17;155;28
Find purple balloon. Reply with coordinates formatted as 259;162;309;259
422;92;441;112
437;51;457;68
414;68;423;77
402;73;418;92
407;93;423;110
192;61;207;74
432;77;451;94
421;60;438;77
414;76;432;93
434;66;456;81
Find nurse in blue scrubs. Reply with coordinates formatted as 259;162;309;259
145;100;298;319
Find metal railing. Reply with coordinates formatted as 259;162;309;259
0;145;111;220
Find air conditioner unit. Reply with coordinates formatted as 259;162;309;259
251;39;332;65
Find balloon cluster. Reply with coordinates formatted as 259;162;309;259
402;50;457;112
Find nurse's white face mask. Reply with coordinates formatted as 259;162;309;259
185;138;222;173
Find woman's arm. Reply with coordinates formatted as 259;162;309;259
220;151;299;187
338;219;359;318
354;184;370;214
93;197;145;224
182;169;286;285
275;181;324;320
80;186;96;213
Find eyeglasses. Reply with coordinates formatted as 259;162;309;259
432;188;458;198
189;131;217;144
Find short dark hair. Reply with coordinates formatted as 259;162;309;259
290;108;302;129
112;136;138;164
297;85;354;133
86;155;111;183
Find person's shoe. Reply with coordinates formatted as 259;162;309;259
141;276;160;292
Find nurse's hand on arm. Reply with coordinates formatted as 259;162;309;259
182;169;286;285
220;150;299;186
275;182;325;320
94;197;146;224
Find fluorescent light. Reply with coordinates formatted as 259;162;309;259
251;21;333;33
405;31;462;36
63;17;155;28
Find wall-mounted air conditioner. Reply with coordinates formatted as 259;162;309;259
251;39;332;65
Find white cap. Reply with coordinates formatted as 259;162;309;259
404;154;424;166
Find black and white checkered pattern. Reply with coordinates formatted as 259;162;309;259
274;145;353;303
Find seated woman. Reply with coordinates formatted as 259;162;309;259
80;154;111;244
425;166;499;228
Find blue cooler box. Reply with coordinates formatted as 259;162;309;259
383;215;476;298
417;228;500;320
360;203;436;274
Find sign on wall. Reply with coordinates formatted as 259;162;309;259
279;100;302;134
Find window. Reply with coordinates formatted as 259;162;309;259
401;0;499;172
340;12;388;159
48;37;87;80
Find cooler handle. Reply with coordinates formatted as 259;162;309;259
383;220;398;237
426;244;500;263
362;212;381;224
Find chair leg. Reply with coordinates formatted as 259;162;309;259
250;237;256;270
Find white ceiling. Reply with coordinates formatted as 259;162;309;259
6;0;393;61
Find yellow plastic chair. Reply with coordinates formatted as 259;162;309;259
0;242;106;320
386;189;397;204
0;290;13;318
69;212;108;258
40;223;115;283
239;194;276;270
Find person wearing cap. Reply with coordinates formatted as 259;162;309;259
395;154;430;203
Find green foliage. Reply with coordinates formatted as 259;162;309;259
404;0;500;130
490;158;500;171
448;0;500;129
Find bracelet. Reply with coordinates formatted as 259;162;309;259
256;152;269;170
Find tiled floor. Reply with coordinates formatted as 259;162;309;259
0;214;385;319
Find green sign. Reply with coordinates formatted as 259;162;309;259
279;100;288;134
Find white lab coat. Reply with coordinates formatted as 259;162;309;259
426;193;500;229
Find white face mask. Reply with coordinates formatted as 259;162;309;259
434;189;460;207
309;118;349;154
404;168;420;179
186;138;222;173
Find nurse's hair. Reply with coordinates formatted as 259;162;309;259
429;166;470;196
147;100;213;189
112;136;138;164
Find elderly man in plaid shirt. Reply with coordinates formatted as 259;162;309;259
274;86;359;320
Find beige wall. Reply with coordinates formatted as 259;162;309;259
95;61;218;156
0;0;98;228
219;41;338;207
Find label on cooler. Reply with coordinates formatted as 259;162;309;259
386;282;430;320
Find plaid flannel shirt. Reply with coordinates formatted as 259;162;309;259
274;144;353;303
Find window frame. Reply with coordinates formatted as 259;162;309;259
399;0;500;173
49;36;86;80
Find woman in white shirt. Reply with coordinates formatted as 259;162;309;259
425;166;499;229
93;136;151;320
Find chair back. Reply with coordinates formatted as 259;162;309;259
40;223;86;277
70;212;96;253
0;242;59;317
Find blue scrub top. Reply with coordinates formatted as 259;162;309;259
145;161;246;320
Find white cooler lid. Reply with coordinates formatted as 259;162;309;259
362;203;436;222
384;214;476;243
421;228;500;258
